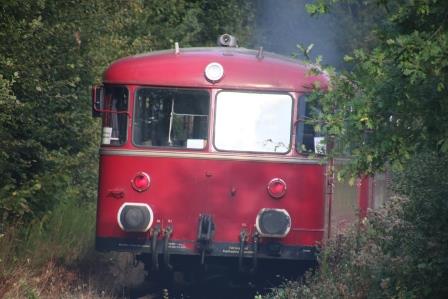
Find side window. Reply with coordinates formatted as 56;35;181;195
102;86;128;145
133;88;209;149
296;95;325;154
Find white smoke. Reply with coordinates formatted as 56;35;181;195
253;0;342;67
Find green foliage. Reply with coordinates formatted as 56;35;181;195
194;0;255;46
307;0;385;55
0;0;255;294
0;200;96;272
0;0;100;225
264;152;448;298
267;1;448;298
85;0;255;78
0;2;255;294
304;0;448;176
0;0;254;226
0;199;100;298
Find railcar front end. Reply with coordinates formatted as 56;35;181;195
92;40;375;274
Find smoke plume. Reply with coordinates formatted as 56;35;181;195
253;0;343;67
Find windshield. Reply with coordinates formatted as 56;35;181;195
133;87;209;149
214;91;292;153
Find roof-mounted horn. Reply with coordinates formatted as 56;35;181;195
217;34;238;47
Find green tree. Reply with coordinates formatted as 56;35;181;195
0;0;254;226
268;0;448;298
265;1;448;297
0;0;98;224
306;0;448;176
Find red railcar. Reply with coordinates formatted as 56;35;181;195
92;36;385;273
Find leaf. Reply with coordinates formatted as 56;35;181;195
306;43;314;55
343;55;353;62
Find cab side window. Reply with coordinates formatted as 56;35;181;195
296;95;325;154
102;86;128;145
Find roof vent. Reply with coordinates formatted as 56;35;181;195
217;34;238;47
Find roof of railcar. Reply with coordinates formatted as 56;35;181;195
103;47;328;92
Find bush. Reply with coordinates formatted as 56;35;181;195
265;152;448;298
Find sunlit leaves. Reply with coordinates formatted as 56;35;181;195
306;0;448;176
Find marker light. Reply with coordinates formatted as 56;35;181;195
131;172;150;192
205;62;224;82
267;178;287;199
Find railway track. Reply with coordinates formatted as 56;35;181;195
126;261;315;299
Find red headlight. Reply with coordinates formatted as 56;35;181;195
131;172;150;192
267;178;287;199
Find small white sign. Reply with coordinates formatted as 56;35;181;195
187;139;205;149
314;137;326;155
102;127;112;144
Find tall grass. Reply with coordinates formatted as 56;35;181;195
0;199;98;297
1;199;96;268
22;199;96;267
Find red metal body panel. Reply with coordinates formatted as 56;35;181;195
97;154;325;247
103;48;328;92
358;177;370;219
